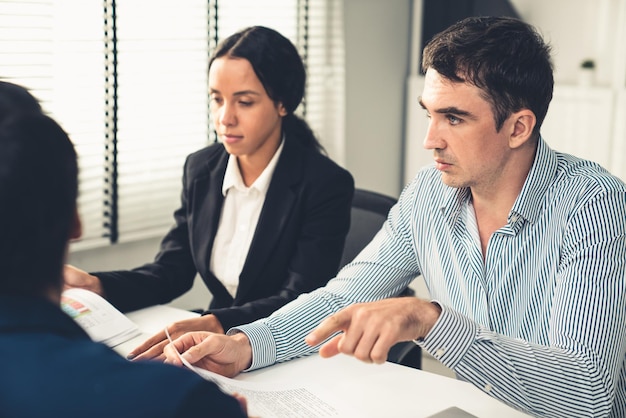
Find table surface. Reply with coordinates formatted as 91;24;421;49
120;305;531;418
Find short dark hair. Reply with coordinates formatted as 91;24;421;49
0;81;42;123
0;113;78;295
422;16;553;137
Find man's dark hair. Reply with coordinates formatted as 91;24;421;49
422;16;553;137
0;113;78;296
0;80;42;123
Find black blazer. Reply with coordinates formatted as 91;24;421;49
0;295;245;418
97;137;354;330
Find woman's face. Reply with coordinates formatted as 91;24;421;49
209;57;286;164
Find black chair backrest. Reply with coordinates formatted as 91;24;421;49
338;188;422;369
339;188;397;269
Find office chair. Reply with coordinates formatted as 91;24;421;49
339;188;422;370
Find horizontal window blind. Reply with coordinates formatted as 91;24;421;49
0;0;109;249
301;0;346;163
114;0;209;243
0;0;345;250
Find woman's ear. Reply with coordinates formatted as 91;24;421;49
277;102;287;117
509;109;536;149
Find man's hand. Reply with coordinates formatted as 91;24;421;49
129;315;225;362
305;297;441;364
63;264;105;296
164;331;252;378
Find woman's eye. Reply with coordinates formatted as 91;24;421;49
239;101;253;106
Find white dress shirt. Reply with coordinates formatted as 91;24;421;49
210;140;285;297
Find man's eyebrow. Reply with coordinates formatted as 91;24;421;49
418;97;475;119
436;106;474;118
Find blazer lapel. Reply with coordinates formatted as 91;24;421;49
234;139;304;301
191;148;228;282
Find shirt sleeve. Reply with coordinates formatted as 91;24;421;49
233;180;424;370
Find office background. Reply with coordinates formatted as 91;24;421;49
3;0;623;372
63;0;626;308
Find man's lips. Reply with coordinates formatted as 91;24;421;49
434;159;451;170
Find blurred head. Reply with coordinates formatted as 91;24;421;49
422;16;553;138
0;112;79;297
210;26;323;152
0;80;42;123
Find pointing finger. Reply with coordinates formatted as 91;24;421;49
306;310;350;346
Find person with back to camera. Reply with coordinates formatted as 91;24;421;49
162;17;626;418
64;25;355;361
0;80;247;417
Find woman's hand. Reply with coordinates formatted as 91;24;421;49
63;264;105;296
128;314;225;362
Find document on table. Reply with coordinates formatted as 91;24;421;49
61;288;141;347
165;329;357;417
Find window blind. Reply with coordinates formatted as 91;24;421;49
299;0;346;163
0;0;345;250
113;0;209;243
0;0;109;248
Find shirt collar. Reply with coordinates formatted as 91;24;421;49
509;137;557;224
222;136;285;196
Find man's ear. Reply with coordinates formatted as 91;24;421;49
509;109;536;149
70;206;82;240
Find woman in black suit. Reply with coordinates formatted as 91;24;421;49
64;26;354;360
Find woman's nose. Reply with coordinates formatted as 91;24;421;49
219;103;236;126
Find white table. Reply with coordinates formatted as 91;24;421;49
120;305;531;418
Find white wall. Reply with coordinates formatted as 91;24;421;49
342;0;412;198
514;0;625;87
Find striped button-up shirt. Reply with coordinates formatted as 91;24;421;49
235;138;626;417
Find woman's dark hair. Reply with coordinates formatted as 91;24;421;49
0;113;78;296
422;16;553;138
210;26;325;153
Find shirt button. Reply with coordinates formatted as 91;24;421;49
484;383;493;392
434;348;445;359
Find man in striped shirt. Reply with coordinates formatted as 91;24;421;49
164;17;626;417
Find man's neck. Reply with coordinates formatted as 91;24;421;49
470;150;536;259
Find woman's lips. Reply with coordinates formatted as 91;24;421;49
222;134;242;144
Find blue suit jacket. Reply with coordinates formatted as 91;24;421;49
0;295;245;418
97;137;354;330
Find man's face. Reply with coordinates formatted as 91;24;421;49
419;68;515;194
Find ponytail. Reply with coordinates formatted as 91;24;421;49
282;113;326;154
